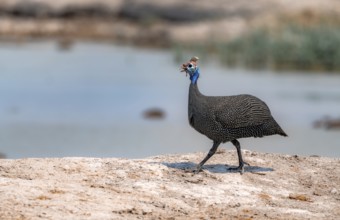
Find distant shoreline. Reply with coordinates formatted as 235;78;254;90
0;0;338;45
1;0;339;71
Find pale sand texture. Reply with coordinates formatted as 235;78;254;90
0;150;339;219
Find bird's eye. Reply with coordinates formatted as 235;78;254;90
188;64;193;68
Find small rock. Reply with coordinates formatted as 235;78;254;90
313;190;322;196
258;193;271;200
216;148;226;154
313;116;340;130
330;188;338;195
251;152;257;156
143;108;165;120
230;203;241;208
288;194;311;202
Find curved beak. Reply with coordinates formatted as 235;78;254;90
180;63;188;72
180;62;189;76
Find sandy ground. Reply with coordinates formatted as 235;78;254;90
0;149;339;219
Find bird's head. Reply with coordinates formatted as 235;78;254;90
180;56;200;84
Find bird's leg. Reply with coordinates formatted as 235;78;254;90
194;141;220;173
229;140;250;174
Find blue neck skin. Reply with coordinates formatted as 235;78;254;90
190;67;200;84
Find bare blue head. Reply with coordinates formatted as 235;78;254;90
186;63;200;84
181;56;200;84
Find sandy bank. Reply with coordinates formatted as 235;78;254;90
0;150;339;219
0;0;339;46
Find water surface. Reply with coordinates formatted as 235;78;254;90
0;41;339;158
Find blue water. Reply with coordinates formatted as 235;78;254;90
0;41;339;158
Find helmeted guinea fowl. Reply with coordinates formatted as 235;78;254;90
181;57;287;174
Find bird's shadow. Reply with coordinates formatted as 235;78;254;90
162;162;274;174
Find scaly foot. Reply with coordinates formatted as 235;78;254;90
193;165;202;174
227;161;250;174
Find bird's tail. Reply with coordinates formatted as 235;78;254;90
278;129;288;137
275;123;288;137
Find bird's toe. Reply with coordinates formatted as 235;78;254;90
227;164;247;174
244;161;251;166
193;165;203;174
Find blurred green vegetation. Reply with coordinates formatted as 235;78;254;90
174;12;340;72
218;25;340;71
